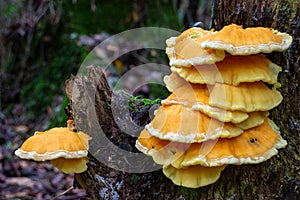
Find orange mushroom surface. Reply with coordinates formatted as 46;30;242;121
166;27;225;67
146;104;243;143
174;27;210;43
171;55;282;85
163;72;187;92
51;157;89;174
209;82;282;112
163;78;283;113
163;82;210;105
136;118;287;168
15;127;91;161
163;164;226;188
136;23;290;188
201;24;292;55
235;111;268;130
15;122;91;174
162;83;251;123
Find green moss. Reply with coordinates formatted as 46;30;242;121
128;95;161;111
130;174;141;184
179;187;199;200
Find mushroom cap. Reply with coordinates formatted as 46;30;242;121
161;82;209;106
209;82;283;112
163;164;226;188
162;83;249;123
181;118;287;167
166;28;225;67
191;103;249;123
136;129;180;166
136;118;287;167
201;24;293;55
50;157;88;173
147;104;243;143
192;104;267;129
15;127;91;161
163;73;187;92
235;111;268;130
174;27;210;43
171;55;282;85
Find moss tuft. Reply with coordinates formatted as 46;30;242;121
179;187;199;200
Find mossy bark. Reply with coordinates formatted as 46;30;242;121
65;0;299;199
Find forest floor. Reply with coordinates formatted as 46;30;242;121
0;106;87;199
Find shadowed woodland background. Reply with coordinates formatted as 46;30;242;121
1;0;299;199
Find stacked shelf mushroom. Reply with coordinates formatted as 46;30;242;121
136;24;292;188
15;120;91;173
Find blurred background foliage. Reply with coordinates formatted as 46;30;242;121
0;0;211;129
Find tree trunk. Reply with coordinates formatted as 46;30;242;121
65;0;299;199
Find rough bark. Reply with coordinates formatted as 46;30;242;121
65;0;299;199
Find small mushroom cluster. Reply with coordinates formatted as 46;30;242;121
15;120;91;173
136;24;292;188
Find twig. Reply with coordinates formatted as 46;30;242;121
52;186;74;200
